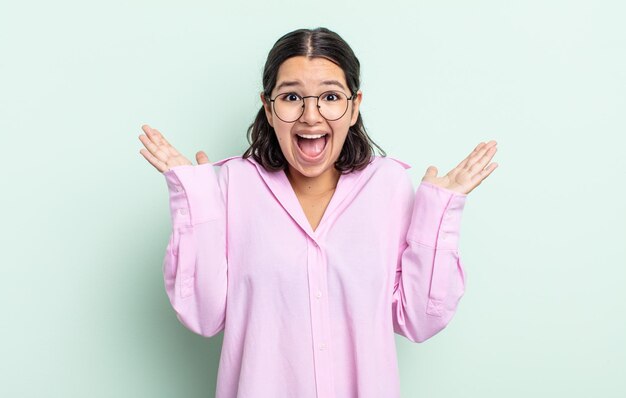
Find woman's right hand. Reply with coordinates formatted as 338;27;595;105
138;124;210;173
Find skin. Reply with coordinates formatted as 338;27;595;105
260;56;362;198
138;59;498;196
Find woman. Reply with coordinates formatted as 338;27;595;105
138;27;497;398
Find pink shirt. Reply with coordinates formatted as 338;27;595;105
162;155;468;398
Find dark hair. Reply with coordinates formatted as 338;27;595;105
242;27;386;174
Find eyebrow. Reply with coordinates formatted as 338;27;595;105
274;79;347;92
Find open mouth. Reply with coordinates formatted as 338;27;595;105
295;133;329;161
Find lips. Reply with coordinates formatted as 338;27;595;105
294;132;329;162
294;130;329;137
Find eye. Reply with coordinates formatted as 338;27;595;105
321;91;343;102
278;92;302;102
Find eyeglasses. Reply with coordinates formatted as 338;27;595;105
267;90;355;123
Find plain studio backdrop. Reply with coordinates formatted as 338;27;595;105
1;1;624;397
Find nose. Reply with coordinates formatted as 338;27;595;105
299;97;324;124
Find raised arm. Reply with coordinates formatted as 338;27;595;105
392;178;467;343
138;124;228;337
392;140;498;342
162;163;228;337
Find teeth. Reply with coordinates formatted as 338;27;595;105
297;133;327;139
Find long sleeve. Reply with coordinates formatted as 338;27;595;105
392;176;467;343
162;162;228;338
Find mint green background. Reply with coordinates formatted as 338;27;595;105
1;1;624;397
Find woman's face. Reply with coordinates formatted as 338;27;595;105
261;56;362;180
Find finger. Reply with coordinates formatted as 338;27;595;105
455;141;485;170
150;126;174;148
468;145;497;176
471;162;498;185
142;125;180;157
138;134;170;163
463;140;497;171
468;146;497;176
423;165;438;179
139;148;168;173
142;125;163;147
196;151;210;165
141;125;168;154
142;125;164;145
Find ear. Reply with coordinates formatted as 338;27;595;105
349;90;363;127
260;92;274;127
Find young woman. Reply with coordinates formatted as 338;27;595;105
138;27;498;398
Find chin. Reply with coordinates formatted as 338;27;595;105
290;162;328;178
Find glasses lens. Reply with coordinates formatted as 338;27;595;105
318;91;349;121
273;93;304;122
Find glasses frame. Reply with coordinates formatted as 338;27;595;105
266;90;356;123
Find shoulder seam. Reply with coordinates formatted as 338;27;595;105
384;156;412;169
211;155;242;166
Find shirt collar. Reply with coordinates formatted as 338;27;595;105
211;154;410;241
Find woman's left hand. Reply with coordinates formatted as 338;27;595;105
421;140;498;195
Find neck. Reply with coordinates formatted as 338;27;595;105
285;165;340;197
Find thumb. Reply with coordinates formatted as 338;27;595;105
196;151;210;165
424;165;438;179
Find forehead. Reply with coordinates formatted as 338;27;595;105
274;56;348;91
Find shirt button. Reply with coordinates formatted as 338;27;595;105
441;233;447;240
315;291;322;299
319;343;326;350
179;208;188;215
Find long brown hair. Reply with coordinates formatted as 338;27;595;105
242;27;386;174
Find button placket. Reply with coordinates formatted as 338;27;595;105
306;238;333;397
318;241;334;397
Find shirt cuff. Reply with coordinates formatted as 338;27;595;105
406;181;467;250
163;163;223;227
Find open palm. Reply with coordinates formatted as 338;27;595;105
421;140;498;195
138;124;210;173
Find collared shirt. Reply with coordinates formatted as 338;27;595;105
162;154;467;398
